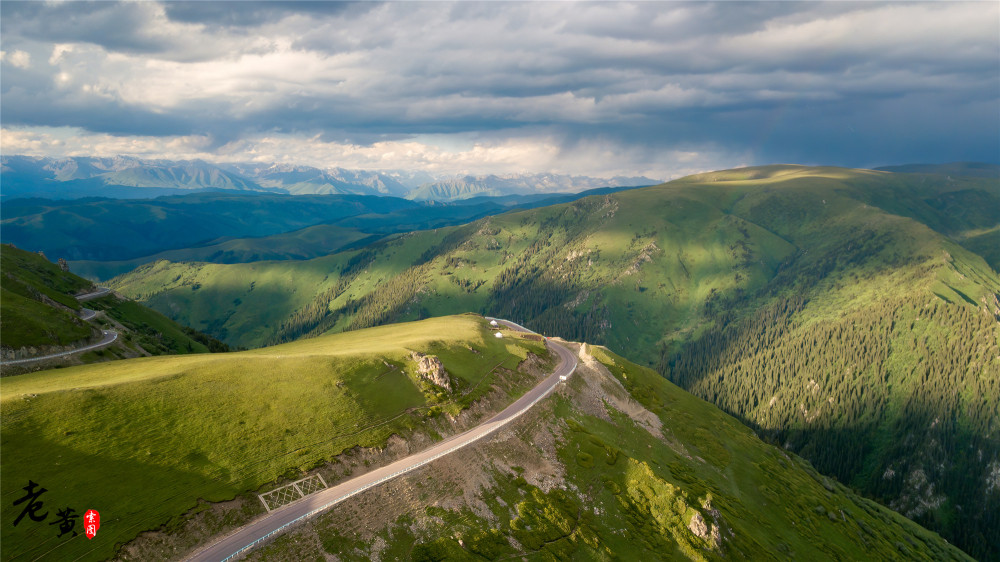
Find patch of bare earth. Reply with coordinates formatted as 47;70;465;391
112;352;548;561
570;342;693;460
243;397;568;561
245;342;670;560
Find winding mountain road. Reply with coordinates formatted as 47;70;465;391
0;330;118;366
76;286;112;301
0;289;116;366
186;319;576;562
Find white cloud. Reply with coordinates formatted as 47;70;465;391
0;126;729;180
21;2;996;125
0;1;996;171
49;44;75;65
0;49;31;68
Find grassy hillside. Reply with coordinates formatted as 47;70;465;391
5;188;637;281
1;245;99;350
0;245;225;366
111;167;1000;357
139;341;970;561
88;295;229;355
0;286;94;350
111;165;1000;558
875;162;1000;178
0;315;549;561
1;192;416;263
69;223;377;281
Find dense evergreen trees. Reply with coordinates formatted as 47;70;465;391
665;296;1000;559
114;166;999;558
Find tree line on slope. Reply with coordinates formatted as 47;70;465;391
663;296;1000;559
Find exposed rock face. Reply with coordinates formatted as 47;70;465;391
688;510;724;550
688;512;709;539
891;467;947;518
702;497;725;548
411;352;452;392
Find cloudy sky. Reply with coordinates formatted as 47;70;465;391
1;1;997;179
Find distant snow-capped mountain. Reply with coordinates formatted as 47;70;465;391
222;163;411;197
1;155;662;201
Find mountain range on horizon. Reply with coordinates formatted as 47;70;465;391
2;162;998;560
99;163;999;559
2;2;998;560
0;155;662;202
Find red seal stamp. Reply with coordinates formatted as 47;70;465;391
84;509;100;540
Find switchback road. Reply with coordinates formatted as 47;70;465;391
187;319;576;562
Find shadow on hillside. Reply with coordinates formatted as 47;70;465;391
1;433;243;562
659;287;999;560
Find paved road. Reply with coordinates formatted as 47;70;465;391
0;330;118;366
77;287;112;302
187;319;576;562
1;289;116;366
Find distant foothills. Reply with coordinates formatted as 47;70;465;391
2;160;999;559
0;155;660;201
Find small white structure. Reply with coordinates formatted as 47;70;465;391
489;320;498;327
494;332;504;338
559;375;568;381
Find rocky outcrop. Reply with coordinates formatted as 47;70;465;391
411;352;452;392
701;497;725;548
688;512;709;540
688;508;724;550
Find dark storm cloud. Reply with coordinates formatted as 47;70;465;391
162;1;372;29
1;1;177;55
1;1;997;171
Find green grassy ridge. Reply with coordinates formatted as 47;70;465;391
109;255;352;346
709;166;1000;271
665;295;1000;557
249;345;969;561
69;223;377;281
0;315;548;561
1;245;91;310
0;286;96;350
110;228;454;347
1;192;417;263
111;166;997;354
109;165;1000;557
9;188;624;281
88;296;228;355
1;245;99;350
0;244;225;362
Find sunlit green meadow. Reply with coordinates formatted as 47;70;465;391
0;314;546;561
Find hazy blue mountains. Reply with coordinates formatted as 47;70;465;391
2;155;659;201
